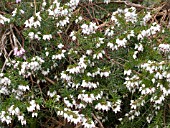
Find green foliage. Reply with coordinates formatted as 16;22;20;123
0;0;170;128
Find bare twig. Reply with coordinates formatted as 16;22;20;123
1;50;13;72
92;113;104;128
34;0;37;15
95;1;151;10
97;21;110;29
75;123;83;128
163;102;166;127
0;31;10;50
10;24;22;47
93;3;109;14
81;3;93;20
13;25;25;47
0;11;6;15
30;75;35;86
45;77;55;85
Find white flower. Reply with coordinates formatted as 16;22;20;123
104;0;110;4
113;105;121;113
43;34;52;40
133;51;138;59
35;12;42;21
137;34;143;40
18;85;29;91
95;101;112;111
83;120;95;128
60;71;72;81
100;71;110;77
8;105;15;115
27;100;40;112
36;104;40;110
28;32;34;39
97;52;104;59
86;50;92;55
47;90;56;97
69;31;77;40
154;72;163;79
159;44;170;53
72;36;76;41
81;22;98;35
127;30;135;39
18;115;24;121
20;9;25;14
21;120;26;125
32;112;38;117
107;42;114;48
12;8;17;17
78;16;82;21
124;7;137;23
58;43;64;49
5;116;12;124
135;43;143;51
45;52;49;56
142;12;152;26
0;14;10;24
27;105;35;112
15;107;20;115
124;70;132;76
0;77;11;85
116;38;127;47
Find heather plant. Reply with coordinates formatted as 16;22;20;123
0;0;170;128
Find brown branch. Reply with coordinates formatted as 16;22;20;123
1;50;13;72
45;77;55;85
93;3;109;14
163;102;166;127
75;123;83;128
30;75;35;86
80;3;94;20
13;25;25;47
97;21;110;29
95;1;151;10
92;113;104;128
9;34;14;49
104;53;124;67
0;11;6;15
90;4;99;25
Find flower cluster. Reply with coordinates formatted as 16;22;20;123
27;100;40;117
137;22;161;40
13;47;25;57
111;7;137;24
81;22;98;35
24;12;42;28
0;14;10;24
0;74;11;95
142;12;152;26
1;0;170;127
124;60;170;122
78;91;103;103
57;108;95;127
0;105;26;125
10;56;45;78
158;44;170;53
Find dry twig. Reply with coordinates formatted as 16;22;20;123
92;113;104;128
95;1;151;10
45;77;55;85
